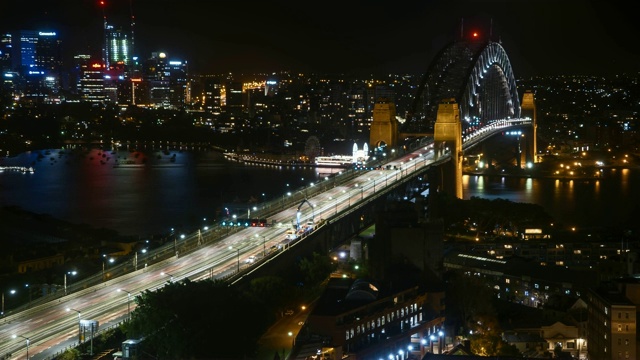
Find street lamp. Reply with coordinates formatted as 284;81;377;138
102;255;114;281
137;248;148;270
117;289;132;320
161;272;174;283
282;191;291;209
255;234;266;257
12;334;29;360
64;270;77;295
2;289;16;315
229;246;240;272
66;308;82;343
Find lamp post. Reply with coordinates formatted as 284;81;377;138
161;272;174;283
2;289;16;315
229;246;240;272
138;248;148;269
329;196;337;214
102;255;114;282
248;205;257;219
117;289;132;320
12;334;29;360
66;308;82;343
255;234;266;257
282;191;291;209
64;270;77;295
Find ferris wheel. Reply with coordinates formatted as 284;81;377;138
304;136;321;160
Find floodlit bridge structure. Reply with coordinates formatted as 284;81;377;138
370;38;536;199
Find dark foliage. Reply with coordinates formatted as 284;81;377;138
126;278;271;359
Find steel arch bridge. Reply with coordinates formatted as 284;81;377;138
407;39;521;135
370;37;535;199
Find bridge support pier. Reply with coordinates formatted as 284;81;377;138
521;90;538;163
433;99;463;199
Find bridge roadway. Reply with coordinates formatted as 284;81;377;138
0;123;521;360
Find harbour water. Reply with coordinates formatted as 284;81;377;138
1;148;638;238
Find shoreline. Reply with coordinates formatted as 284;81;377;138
465;164;640;180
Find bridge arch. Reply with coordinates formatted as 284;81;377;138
407;40;521;135
461;42;520;125
402;39;531;199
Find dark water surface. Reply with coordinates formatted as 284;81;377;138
1;148;638;237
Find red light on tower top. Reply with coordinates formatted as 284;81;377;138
472;32;479;38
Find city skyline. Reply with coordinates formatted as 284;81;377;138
0;0;638;77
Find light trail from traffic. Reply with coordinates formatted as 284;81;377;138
0;142;443;360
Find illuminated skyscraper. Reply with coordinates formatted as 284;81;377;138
105;25;130;67
0;33;12;73
10;30;38;72
34;32;62;73
78;58;106;103
143;52;187;108
203;76;222;115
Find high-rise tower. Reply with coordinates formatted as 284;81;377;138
105;25;130;66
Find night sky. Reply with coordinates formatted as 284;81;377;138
1;0;638;78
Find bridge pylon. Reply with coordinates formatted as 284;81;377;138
369;98;398;150
433;98;463;199
521;90;537;163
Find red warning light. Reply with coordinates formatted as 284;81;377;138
472;32;479;38
99;0;105;5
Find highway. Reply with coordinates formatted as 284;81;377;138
0;143;441;360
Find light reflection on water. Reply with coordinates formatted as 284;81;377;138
0;149;325;237
463;170;639;229
1;148;638;236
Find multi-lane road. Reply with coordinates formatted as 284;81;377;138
0;144;440;360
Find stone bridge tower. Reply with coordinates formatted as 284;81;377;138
520;90;538;163
433;98;463;199
369;98;398;150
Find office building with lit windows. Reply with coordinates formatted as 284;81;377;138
143;52;187;108
105;25;130;68
586;278;638;360
294;276;446;360
203;76;222;115
78;59;107;103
